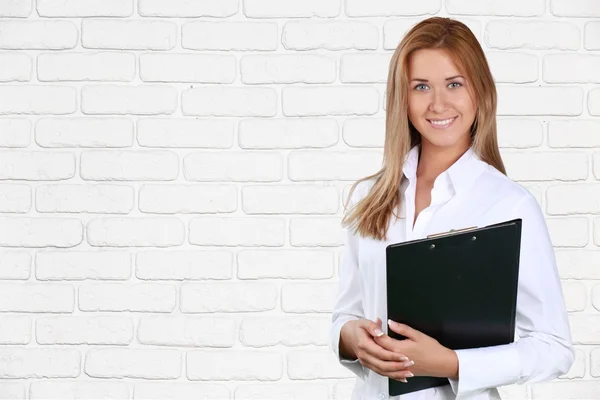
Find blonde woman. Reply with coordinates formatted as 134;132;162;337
330;17;574;400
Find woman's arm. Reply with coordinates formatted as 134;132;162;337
448;194;575;398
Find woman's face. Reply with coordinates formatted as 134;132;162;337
407;48;477;151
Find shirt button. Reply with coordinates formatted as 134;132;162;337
378;394;386;400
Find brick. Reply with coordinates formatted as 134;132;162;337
0;21;77;49
283;21;378;51
547;218;588;247
486;21;580;50
138;316;235;347
0;53;32;82
83;19;176;50
136;250;233;280
343;118;385;148
592;348;600;377
555;250;600;280
86;217;184;247
182;22;277;51
593;219;600;247
37;0;133;16
38;52;135;82
180;282;277;313
241;54;335;84
384;18;481;50
584;22;600;50
593;285;600;312
346;0;440;16
288;150;382;181
334;382;356;400
590;89;600;116
290;217;344;247
140;53;235;83
551;0;600;17
139;0;238;17
0;250;30;279
593;153;600;178
242;185;338;214
0;315;31;344
340;53;392;83
182;87;277;117
0;348;80;378
447;0;544;16
547;185;600;215
139;184;237;214
138;118;234;148
188;217;284;247
237;249;334;280
134;383;229;400
502;152;587;182
486;52;538;83
0;118;30;147
0;283;73;312
245;0;340;17
531;380;600;399
0;382;25;400
569;314;600;344
240;316;329;347
30;381;130;400
81;85;177;115
238;118;338;149
497;119;543;148
0;0;31;17
0;217;82;248
236;384;328;400
36;315;133;345
35;117;133;148
36;250;131;280
183;152;282;182
0;183;31;213
544;54;600;83
560;348;585;379
81;151;178;181
36;184;134;214
497;86;582;116
549;120;600;148
561;281;586;312
283;86;379;116
79;283;176;312
287;349;354;379
282;282;336;313
187;351;282;381
0;85;76;114
85;348;181;379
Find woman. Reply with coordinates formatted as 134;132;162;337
329;17;574;400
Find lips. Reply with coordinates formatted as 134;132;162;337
427;116;457;128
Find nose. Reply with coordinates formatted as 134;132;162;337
429;89;448;113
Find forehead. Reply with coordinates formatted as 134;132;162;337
408;49;462;78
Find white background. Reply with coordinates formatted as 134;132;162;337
0;0;599;399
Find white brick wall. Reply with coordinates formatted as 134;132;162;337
0;0;598;398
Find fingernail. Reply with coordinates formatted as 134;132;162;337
374;328;384;337
409;360;415;366
400;378;408;383
399;356;409;362
388;319;396;327
406;372;414;378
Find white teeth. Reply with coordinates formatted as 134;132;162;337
429;117;454;126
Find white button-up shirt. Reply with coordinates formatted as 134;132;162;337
329;145;575;400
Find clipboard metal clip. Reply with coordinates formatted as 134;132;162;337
427;226;478;239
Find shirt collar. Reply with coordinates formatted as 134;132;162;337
402;145;487;194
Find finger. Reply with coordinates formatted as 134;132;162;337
388;319;422;341
357;335;410;362
360;352;414;375
361;319;385;339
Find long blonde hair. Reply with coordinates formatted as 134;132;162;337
342;17;506;241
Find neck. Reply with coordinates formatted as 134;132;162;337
416;140;470;182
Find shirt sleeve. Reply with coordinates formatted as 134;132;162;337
448;194;575;398
329;186;367;381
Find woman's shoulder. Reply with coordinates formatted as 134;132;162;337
478;163;539;207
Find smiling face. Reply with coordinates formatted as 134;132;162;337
407;48;477;152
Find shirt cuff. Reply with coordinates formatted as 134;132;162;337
448;344;521;398
330;316;366;380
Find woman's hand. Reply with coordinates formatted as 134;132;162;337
340;318;416;382
373;319;459;379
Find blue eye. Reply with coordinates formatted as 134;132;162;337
415;84;428;91
448;82;462;88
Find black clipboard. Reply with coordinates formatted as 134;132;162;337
385;219;522;396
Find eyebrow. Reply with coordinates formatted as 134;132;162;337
410;75;465;82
